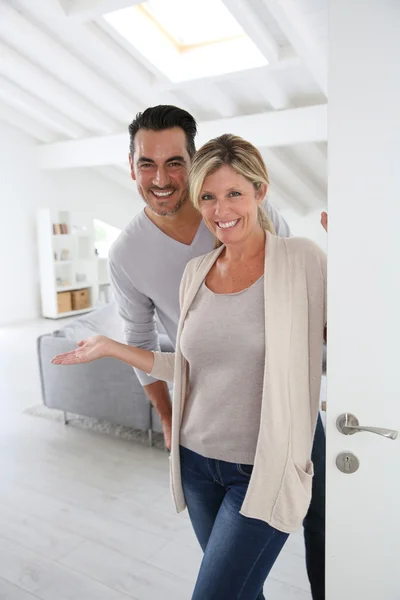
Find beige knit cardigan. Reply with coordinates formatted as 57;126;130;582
150;232;326;533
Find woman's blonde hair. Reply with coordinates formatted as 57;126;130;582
189;134;275;247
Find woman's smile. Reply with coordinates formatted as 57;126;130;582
215;219;240;230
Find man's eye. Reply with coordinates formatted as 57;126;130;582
140;163;152;169
169;162;182;167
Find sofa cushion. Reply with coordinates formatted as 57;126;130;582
54;302;173;351
54;302;125;342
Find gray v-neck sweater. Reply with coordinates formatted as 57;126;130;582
180;277;265;464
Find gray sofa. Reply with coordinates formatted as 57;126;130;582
37;303;172;443
37;303;327;442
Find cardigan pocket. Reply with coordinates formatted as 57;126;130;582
272;459;314;532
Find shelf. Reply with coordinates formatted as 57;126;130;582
38;209;99;321
54;307;94;319
52;232;91;239
55;259;97;265
98;281;110;286
56;283;93;292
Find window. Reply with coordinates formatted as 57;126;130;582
94;219;121;259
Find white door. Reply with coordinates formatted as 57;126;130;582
327;1;400;598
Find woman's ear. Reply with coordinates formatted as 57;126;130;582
256;182;268;205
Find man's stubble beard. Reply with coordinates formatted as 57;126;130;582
142;186;189;217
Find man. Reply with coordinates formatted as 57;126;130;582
109;105;325;599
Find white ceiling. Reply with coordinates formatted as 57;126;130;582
0;0;328;214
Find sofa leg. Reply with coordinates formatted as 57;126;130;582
148;429;153;447
63;411;69;425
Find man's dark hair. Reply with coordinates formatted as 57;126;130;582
128;105;197;158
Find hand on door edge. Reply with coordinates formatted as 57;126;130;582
321;211;328;232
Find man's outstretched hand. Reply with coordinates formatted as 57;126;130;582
321;211;328;232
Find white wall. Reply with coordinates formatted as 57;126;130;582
0;122;141;325
281;208;327;250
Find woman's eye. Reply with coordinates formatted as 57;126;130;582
201;194;214;201
229;191;241;197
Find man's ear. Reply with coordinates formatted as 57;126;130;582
128;153;136;181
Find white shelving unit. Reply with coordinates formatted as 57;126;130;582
37;209;111;319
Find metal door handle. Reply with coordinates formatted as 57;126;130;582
336;413;398;440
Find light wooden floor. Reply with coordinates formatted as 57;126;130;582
0;319;312;600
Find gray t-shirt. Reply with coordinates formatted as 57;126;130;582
180;276;265;464
109;202;290;386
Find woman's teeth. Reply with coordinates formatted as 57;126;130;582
217;219;239;229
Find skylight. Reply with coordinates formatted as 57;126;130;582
103;0;268;83
140;0;245;50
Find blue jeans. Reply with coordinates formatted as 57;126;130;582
180;414;326;600
180;445;289;600
304;413;326;600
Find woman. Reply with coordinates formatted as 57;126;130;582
52;134;326;600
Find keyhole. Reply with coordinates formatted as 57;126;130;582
336;452;360;474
